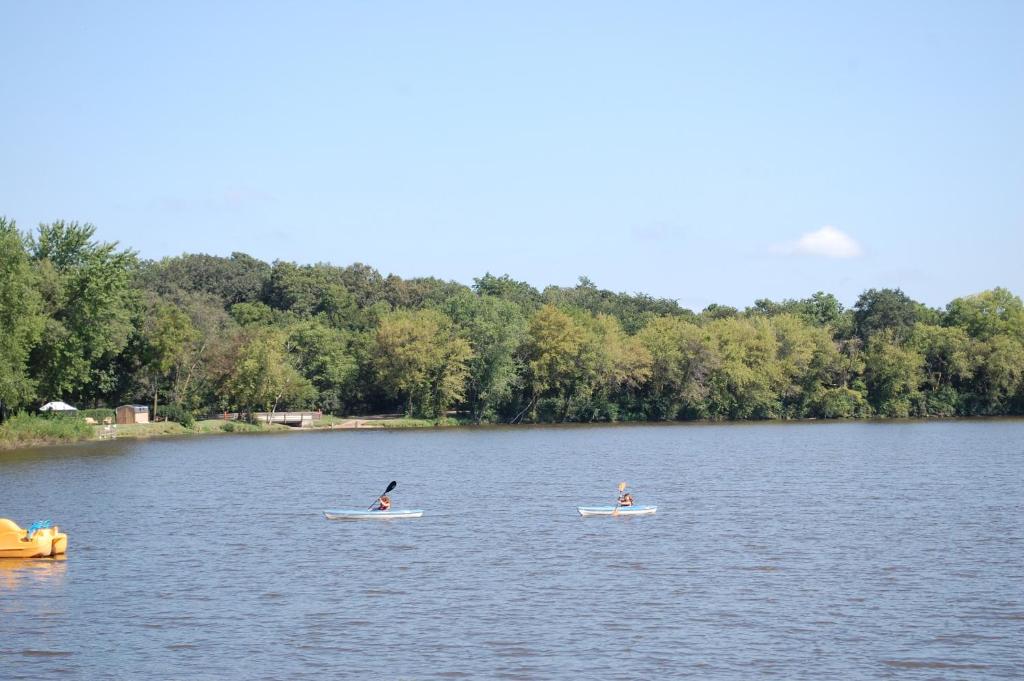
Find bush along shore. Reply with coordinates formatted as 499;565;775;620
2;217;1024;443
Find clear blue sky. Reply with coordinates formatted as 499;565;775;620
2;1;1021;310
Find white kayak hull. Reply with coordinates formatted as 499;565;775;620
577;505;657;517
323;509;424;520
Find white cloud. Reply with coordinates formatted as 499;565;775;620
775;225;863;259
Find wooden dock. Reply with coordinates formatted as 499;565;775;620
217;411;322;427
254;411;321;427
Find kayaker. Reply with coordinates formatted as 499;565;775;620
617;489;634;507
374;495;392;512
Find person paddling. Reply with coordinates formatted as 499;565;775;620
617;483;634;508
368;480;398;511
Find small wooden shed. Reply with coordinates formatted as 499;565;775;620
116;404;150;425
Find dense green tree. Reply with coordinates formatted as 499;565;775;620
770;314;847;417
801;292;847;330
161;291;238;413
960;335;1024;415
853;288;924;342
543;277;690;333
340;263;389;308
138;252;270;305
385;275;471;310
8;216;1024;425
803;334;869;418
636;317;716;419
944;288;1024;341
473;273;543;310
911;324;972;415
704;317;783;419
286;320;356;413
701;303;739;321
230;301;279;327
372;309;472;417
747;298;789;317
140;303;199;418
27;221;138;403
522;306;650;421
747;293;851;338
521;305;586;421
0;218;44;417
264;261;358;325
863;330;924;416
440;291;527;422
224;329;314;417
573;313;652;421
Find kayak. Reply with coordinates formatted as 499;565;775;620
577;505;657;517
323;509;424;520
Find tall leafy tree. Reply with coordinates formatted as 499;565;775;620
770;314;845;417
911;324;972;415
372;309;472;417
522;305;586;421
141;303;199;418
636;316;717;419
178;292;238;413
853;288;923;342
701;303;740;321
27;221;138;403
340;263;389;308
0;218;44;417
440;291;527;422
138;252;270;306
264;261;358;325
578;313;652;420
385;275;471;310
704;316;783;419
543;277;689;333
286;320;356;413
473;273;543;310
521;306;649;421
225;329;314;417
863;329;924;416
960;335;1024;415
944;288;1024;341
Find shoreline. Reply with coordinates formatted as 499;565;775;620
4;414;1024;452
0;415;438;451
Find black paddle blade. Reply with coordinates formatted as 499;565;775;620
384;480;397;494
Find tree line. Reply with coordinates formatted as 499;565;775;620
2;217;1023;423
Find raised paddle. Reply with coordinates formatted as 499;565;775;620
613;481;627;516
368;480;397;510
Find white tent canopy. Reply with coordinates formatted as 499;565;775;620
40;401;78;412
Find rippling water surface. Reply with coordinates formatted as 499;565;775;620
2;421;1022;679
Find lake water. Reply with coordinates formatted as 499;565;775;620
1;421;1022;679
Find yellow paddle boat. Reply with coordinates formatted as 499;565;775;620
0;518;68;559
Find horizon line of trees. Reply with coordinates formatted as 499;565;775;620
2;217;1023;424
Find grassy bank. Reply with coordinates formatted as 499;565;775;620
376;417;463;428
0;413;465;450
0;413;94;447
193;419;292;434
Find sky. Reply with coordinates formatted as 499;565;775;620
2;1;1021;311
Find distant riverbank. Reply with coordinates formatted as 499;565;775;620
5;412;1024;452
0;414;463;451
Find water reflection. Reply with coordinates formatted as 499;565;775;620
0;557;67;591
0;438;135;466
